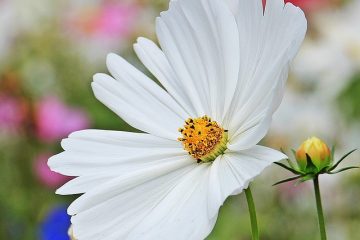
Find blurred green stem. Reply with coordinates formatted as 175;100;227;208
245;186;259;240
313;176;327;240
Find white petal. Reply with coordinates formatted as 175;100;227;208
226;0;307;144
51;129;217;239
68;129;180;148
156;0;240;121
207;145;287;218
92;53;190;140
69;163;217;240
223;0;240;14
70;162;195;240
48;130;187;192
269;63;290;113
227;113;272;151
49;150;187;177
56;175;112;195
50;129;219;240
127;165;216;240
67;156;194;215
134;37;197;117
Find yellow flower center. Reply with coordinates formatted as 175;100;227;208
178;116;228;163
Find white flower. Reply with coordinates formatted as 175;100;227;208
48;0;306;239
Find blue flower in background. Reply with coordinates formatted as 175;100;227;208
40;205;71;240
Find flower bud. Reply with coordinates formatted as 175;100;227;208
296;137;331;172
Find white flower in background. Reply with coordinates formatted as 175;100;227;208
280;0;360;151
315;0;360;68
0;1;19;62
270;90;338;143
0;0;56;63
292;39;353;99
49;0;306;239
292;0;360;99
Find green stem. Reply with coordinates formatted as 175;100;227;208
313;176;327;240
245;186;259;240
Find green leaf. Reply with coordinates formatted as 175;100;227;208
328;166;359;174
272;176;303;186
273;162;302;175
327;149;357;172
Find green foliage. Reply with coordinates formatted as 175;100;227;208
338;73;360;123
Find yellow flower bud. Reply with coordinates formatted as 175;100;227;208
296;137;331;172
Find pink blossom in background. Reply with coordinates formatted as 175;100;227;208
34;153;72;188
95;2;139;39
0;95;26;133
69;2;139;40
35;97;90;142
277;181;310;202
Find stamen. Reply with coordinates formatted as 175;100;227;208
178;116;228;163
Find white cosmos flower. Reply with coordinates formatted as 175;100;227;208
49;0;306;239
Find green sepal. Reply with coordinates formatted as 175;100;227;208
279;148;298;170
273;161;302;175
331;145;335;163
328;166;359;174
327;149;357;172
280;147;286;154
272;175;303;186
286;158;298;171
305;153;318;173
300;174;315;182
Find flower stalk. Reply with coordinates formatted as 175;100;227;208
313;176;327;240
245;186;259;240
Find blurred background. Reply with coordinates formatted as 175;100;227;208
0;0;359;239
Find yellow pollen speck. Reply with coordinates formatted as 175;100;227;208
178;116;228;163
